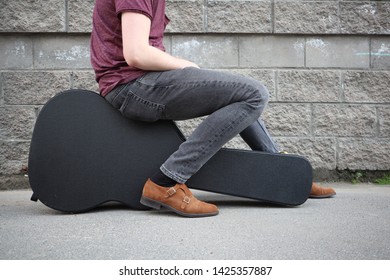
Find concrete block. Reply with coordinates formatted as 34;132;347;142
0;141;29;175
0;106;37;140
0;36;33;69
163;36;172;53
378;106;390;138
166;0;204;33
71;71;99;93
262;103;311;137
306;37;370;68
172;35;239;68
342;71;390;103
278;70;341;102
0;0;66;32
275;137;337;170
275;1;339;34
240;36;305;67
3;71;70;105
340;1;390;34
371;37;390;69
207;0;271;33
68;0;95;33
338;138;390;170
313;104;377;137
34;35;91;69
0;175;30;190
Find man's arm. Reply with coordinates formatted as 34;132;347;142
121;12;199;70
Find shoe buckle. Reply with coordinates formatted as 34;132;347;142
183;196;191;204
166;187;176;197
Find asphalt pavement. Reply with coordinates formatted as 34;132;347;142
1;182;389;260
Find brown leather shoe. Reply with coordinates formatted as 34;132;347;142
140;179;219;217
309;182;336;198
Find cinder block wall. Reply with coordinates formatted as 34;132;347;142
0;0;389;189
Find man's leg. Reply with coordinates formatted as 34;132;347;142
105;67;269;216
240;119;280;153
126;67;269;183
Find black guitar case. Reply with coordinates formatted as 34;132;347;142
28;89;312;213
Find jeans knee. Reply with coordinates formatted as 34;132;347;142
257;83;270;104
245;81;269;114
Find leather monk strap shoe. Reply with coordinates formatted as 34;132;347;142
140;179;219;218
309;182;336;198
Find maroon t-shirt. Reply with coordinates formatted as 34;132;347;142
90;0;169;96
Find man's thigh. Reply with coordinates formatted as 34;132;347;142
131;67;263;120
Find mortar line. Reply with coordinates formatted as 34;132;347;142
0;72;3;106
65;0;69;32
375;106;380;138
204;0;208;33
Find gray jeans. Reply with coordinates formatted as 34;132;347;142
105;67;279;183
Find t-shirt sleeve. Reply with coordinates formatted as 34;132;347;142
114;0;153;19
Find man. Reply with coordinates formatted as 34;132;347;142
90;0;335;218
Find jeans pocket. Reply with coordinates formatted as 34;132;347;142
119;91;165;122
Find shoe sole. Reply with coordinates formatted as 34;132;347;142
309;193;336;198
140;196;219;218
